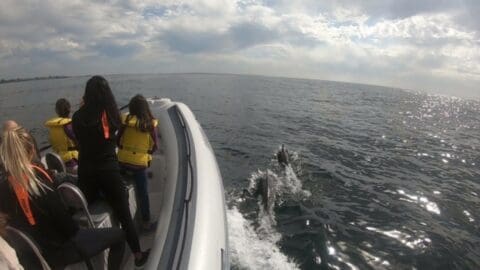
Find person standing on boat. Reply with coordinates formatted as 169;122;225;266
44;98;79;174
117;94;159;232
72;76;150;268
0;124;126;269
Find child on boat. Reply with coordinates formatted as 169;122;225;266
44;98;78;174
117;94;159;232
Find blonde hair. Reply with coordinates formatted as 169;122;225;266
0;126;47;196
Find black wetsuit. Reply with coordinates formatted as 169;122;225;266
72;105;141;253
0;166;125;269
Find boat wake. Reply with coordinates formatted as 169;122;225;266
227;207;298;270
227;146;311;270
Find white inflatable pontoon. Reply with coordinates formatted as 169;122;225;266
141;98;230;270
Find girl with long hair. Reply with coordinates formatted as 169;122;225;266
0;124;125;269
72;76;149;267
117;94;159;231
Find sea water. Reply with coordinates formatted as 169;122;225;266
1;73;479;269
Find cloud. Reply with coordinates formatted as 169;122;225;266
162;22;278;53
90;41;143;57
0;0;479;96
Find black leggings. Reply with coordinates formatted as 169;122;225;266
48;228;125;270
78;167;141;253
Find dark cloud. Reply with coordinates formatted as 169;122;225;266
90;41;142;57
230;22;279;48
162;22;278;54
355;0;480;36
162;30;225;53
453;0;480;33
357;0;457;20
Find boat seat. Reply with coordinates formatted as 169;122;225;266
57;182;114;270
57;179;137;225
6;226;102;270
73;201;113;229
5;226;52;270
43;152;66;173
57;182;112;228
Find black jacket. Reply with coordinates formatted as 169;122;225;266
0;167;79;254
72;105;119;171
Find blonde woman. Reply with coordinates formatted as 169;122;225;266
0;123;125;269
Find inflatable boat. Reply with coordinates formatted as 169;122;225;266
143;98;229;270
37;99;229;270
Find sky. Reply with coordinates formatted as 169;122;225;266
0;0;479;97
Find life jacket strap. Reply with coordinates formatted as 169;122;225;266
10;180;36;225
101;111;110;139
118;144;149;154
8;165;52;226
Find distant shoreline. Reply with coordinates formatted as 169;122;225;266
0;72;476;100
0;75;70;84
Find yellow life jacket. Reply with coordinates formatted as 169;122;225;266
44;117;78;163
118;114;158;167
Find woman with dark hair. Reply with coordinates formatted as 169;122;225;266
0;123;125;270
45;98;79;174
117;94;159;231
72;76;149;268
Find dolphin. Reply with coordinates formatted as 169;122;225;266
242;172;275;212
277;144;289;167
255;173;271;212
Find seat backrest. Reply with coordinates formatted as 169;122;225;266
45;152;66;173
57;183;95;228
5;226;52;270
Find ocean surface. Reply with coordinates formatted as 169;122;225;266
1;73;479;269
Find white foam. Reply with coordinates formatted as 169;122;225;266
227;207;299;270
282;166;312;197
248;167;311;205
229;146;310;269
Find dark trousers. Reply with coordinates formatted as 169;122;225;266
131;169;151;222
48;228;125;270
78;166;141;253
